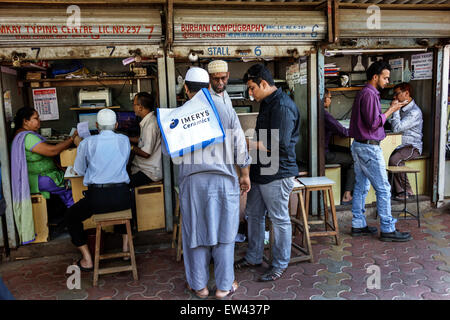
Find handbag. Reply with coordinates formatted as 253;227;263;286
157;88;225;158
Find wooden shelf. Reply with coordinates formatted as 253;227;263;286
69;106;120;111
328;84;395;92
24;76;155;88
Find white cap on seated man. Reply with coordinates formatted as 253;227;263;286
96;108;117;131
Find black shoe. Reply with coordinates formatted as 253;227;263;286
379;230;412;242
234;258;261;270
259;267;286;282
351;226;378;237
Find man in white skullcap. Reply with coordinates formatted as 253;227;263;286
175;67;251;299
66;108;132;272
208;60;233;110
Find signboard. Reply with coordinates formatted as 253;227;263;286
0;6;162;45
411;52;433;81
32;88;59;121
174;9;326;44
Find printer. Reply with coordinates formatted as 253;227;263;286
78;87;112;107
226;80;247;100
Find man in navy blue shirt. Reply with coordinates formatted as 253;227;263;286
235;64;300;282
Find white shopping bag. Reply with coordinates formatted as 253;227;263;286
157;88;225;158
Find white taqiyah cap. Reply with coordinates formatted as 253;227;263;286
97;108;117;126
208;60;228;74
185;67;209;83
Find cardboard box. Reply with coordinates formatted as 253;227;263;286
26;72;43;80
60;148;77;167
135;182;165;231
30;82;40;88
31;194;48;243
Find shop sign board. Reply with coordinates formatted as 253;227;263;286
0;6;162;45
411;52;433;81
174;10;326;44
172;45;312;59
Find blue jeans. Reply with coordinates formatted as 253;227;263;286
351;142;397;233
245;177;294;269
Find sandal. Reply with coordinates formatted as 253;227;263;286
259;267;286;282
215;280;239;300
186;284;209;299
234;258;261;270
76;259;93;272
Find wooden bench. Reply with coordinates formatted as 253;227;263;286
325;164;341;207
31;194;49;243
134;181;165;232
404;153;429;196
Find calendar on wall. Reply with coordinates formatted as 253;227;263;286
32;88;59;121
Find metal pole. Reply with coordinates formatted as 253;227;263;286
437;45;449;207
158;52;173;232
0;70;17;249
308;50;318;215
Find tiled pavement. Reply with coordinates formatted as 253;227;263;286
1;207;449;300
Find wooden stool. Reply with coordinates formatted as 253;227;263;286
385;166;421;227
171;187;183;262
92;209;138;286
298;176;339;245
264;179;314;264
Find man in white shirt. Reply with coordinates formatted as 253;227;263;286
129;92;162;187
66;109;131;272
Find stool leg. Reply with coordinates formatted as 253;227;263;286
93;223;102;287
126;220;138;281
323;190;329;231
328;188;340;245
415;173;420;228
298;192;313;263
305;190;310;217
403;173;407;216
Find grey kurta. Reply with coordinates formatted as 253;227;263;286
178;91;251;249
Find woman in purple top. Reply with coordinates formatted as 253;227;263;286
323;89;355;205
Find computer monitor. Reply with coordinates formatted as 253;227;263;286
78;113;98;131
117;111;139;135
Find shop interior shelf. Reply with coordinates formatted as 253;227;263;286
69;106;120;111
23;76;155;87
327;84;395;92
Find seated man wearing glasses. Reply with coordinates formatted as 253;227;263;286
388;82;423;201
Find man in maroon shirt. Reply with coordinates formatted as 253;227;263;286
349;60;411;242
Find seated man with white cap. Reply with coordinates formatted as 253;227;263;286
65;108;132;272
175;67;251;299
207;60;233;110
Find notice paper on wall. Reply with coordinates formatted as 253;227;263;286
32;88;59;121
411;52;433;81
